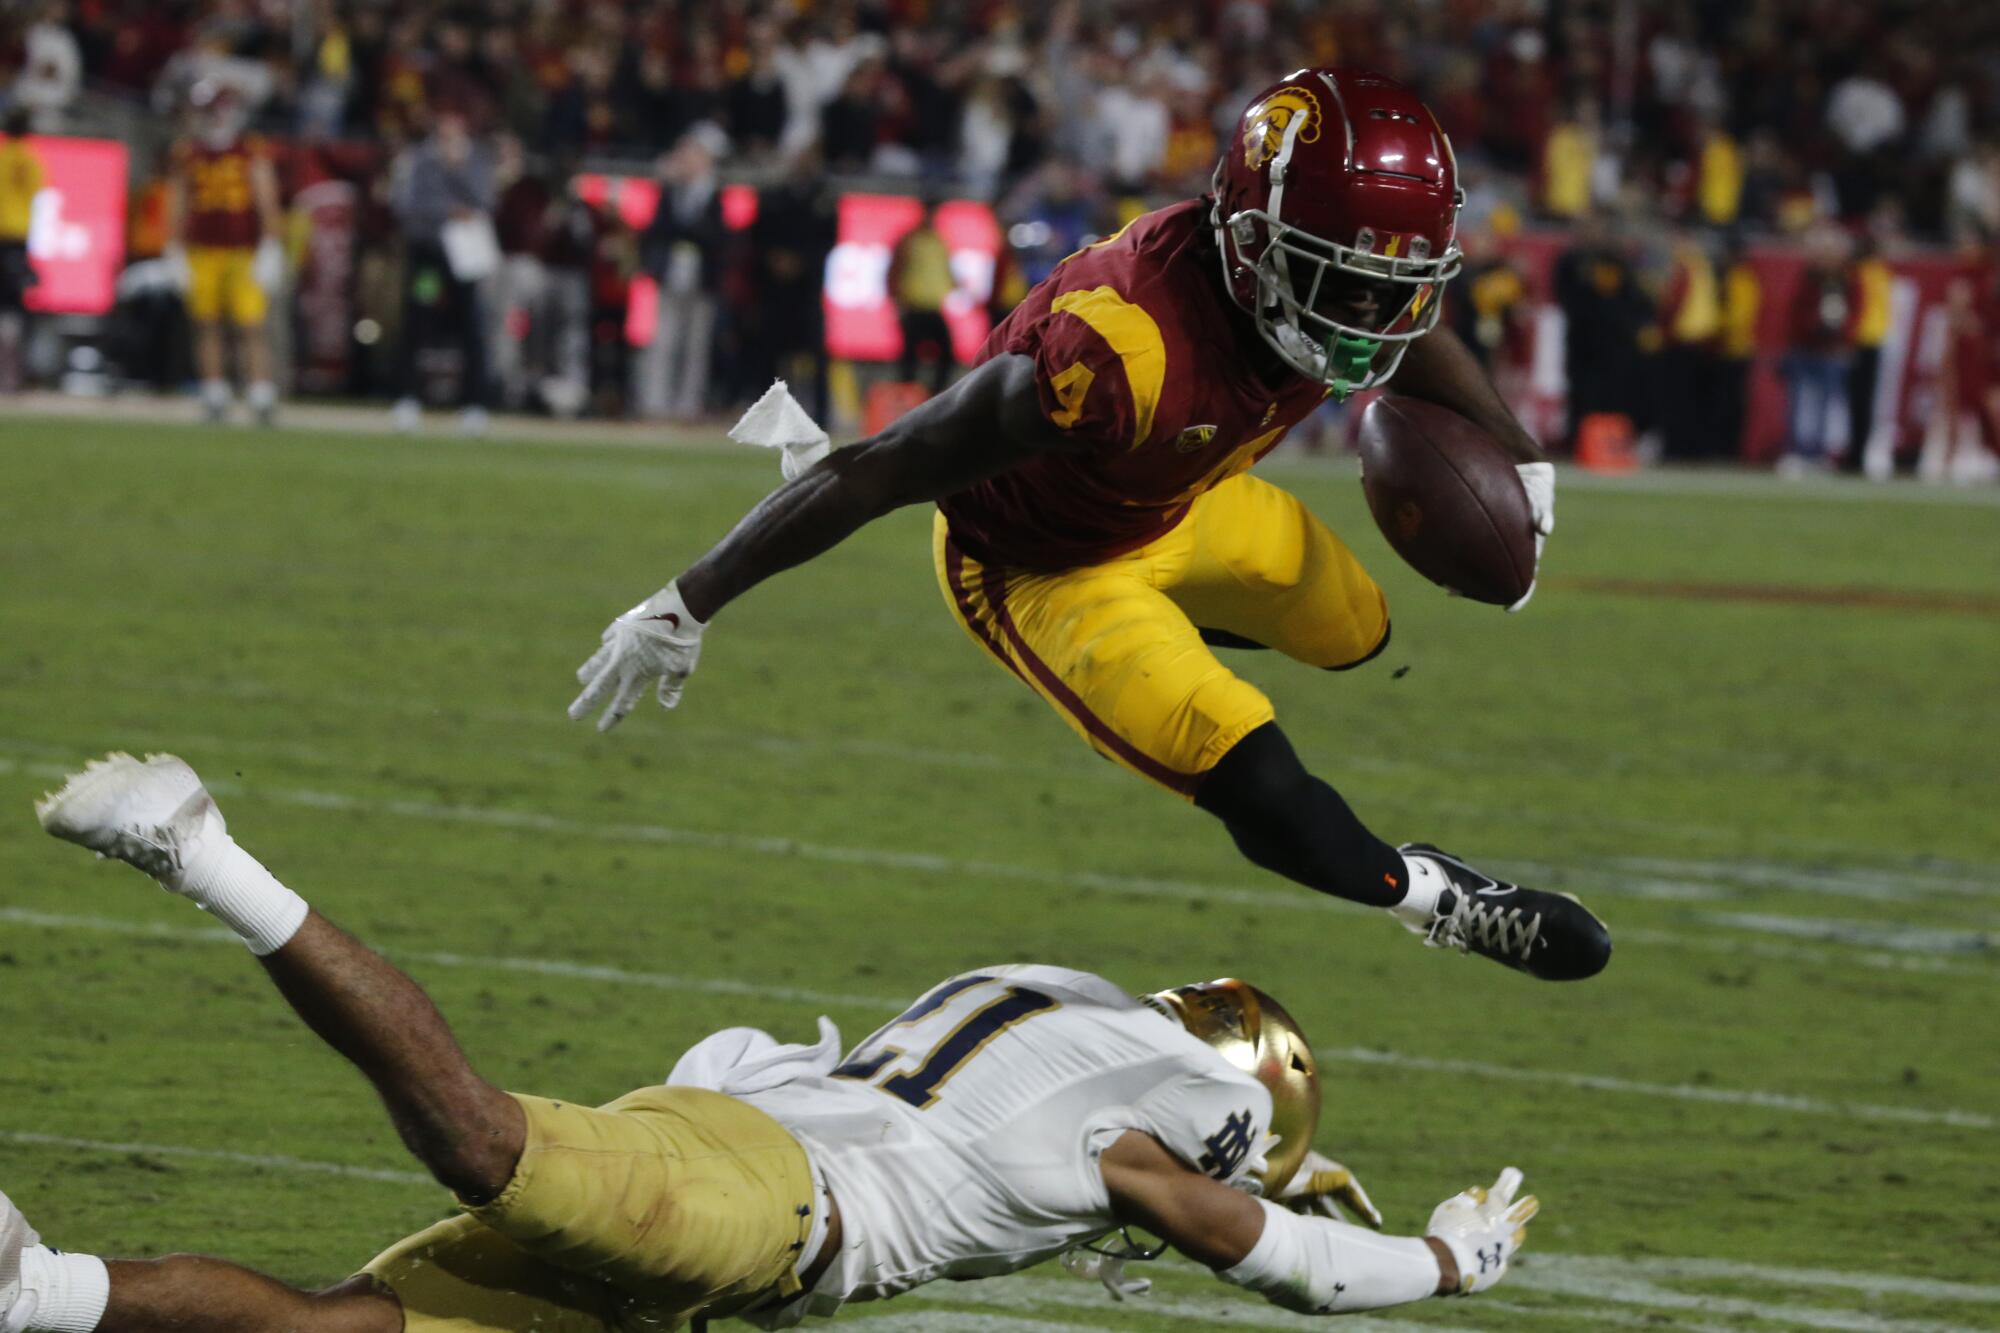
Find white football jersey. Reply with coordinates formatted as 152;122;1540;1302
732;964;1272;1326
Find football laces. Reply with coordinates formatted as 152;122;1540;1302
1428;892;1543;962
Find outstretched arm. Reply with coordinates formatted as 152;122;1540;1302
1098;1131;1534;1314
570;352;1076;730
678;352;1070;620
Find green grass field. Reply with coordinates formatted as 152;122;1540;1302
3;415;1997;1332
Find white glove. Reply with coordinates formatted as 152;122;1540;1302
1508;462;1555;612
163;244;192;293
567;580;706;732
1425;1167;1539;1295
252;235;286;293
1274;1150;1383;1228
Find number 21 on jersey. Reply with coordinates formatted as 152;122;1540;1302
832;975;1059;1109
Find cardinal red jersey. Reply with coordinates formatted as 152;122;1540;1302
175;135;267;249
938;200;1327;571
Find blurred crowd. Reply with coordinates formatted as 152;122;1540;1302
8;0;1994;237
0;0;1995;468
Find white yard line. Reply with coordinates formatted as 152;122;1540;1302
1513;1258;1987;1333
6;719;1996;905
1573;1255;2000;1306
9;660;2000;868
0;753;1322;913
6;755;1996;981
1618;927;1986;977
1702;911;1996;955
0;1130;431;1186
12;1117;1983;1333
0;907;901;1012
1314;1046;1993;1131
4;906;1990;1133
8;1106;1995;1327
1603;857;2000;903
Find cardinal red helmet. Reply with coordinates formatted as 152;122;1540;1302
1211;68;1463;394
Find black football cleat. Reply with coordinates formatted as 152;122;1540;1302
1398;843;1612;981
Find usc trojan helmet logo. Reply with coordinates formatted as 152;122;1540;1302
1242;86;1321;170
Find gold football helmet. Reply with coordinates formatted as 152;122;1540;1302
1144;978;1321;1194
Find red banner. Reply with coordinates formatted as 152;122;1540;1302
291;178;357;393
823;193;1001;364
22;135;128;315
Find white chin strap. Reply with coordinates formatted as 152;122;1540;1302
1271;321;1328;376
1259;110;1311;329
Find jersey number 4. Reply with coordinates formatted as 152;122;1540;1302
833;975;1059;1110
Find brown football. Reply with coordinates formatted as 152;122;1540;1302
1355;397;1536;606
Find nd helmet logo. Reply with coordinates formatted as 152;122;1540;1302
1244;86;1321;170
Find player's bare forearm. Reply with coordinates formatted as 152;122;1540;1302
678;353;1066;621
1099;1130;1267;1269
1100;1131;1458;1305
1390;326;1544;463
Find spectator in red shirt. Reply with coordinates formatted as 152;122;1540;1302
1779;227;1855;473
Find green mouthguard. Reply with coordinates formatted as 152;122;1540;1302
1327;333;1382;400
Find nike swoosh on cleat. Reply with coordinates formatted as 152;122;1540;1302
644;612;682;628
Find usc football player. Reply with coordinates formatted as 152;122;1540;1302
165;81;285;426
573;70;1610;983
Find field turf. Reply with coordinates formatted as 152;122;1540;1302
2;416;1997;1331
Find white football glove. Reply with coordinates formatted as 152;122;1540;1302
1425;1167;1539;1295
1274;1150;1383;1229
252;235;286;293
567;580;706;732
1508;462;1555;613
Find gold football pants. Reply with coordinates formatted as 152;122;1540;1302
935;473;1388;797
362;1086;817;1332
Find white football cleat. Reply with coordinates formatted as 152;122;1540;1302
35;752;225;885
0;1189;40;1332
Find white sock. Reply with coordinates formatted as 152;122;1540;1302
200;379;231;410
246;380;277;410
16;1247;108;1333
1388;852;1450;931
169;835;309;956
